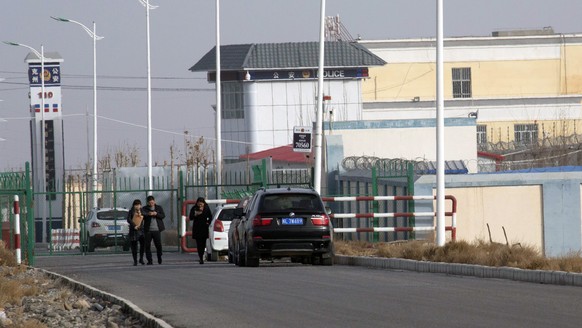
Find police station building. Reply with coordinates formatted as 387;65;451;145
190;41;386;163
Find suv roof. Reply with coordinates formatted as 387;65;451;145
253;188;324;213
256;187;318;195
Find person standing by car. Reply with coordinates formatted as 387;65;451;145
143;195;166;265
189;197;212;264
127;199;145;266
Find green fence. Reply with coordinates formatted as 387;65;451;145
1;159;420;263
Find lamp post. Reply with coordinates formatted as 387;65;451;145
3;41;47;242
435;0;445;246
314;0;326;194
215;0;222;197
51;16;103;208
137;0;158;194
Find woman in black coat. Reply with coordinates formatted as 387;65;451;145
189;197;213;264
127;199;145;266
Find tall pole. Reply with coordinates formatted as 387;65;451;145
136;0;157;193
40;45;46;244
51;16;103;208
215;0;222;196
146;0;153;193
92;21;98;206
436;0;446;246
313;0;326;194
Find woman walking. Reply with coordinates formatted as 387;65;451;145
127;199;145;266
189;197;213;264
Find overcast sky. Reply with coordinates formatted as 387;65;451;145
1;0;581;172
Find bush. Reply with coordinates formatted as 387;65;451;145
334;239;582;273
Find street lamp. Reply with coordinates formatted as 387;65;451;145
314;0;326;194
3;41;47;242
215;0;222;197
137;0;158;194
51;16;103;208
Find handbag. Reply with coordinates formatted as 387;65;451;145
132;212;143;229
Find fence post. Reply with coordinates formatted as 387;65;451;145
25;162;35;266
261;159;268;188
13;195;21;264
407;162;416;240
372;167;379;242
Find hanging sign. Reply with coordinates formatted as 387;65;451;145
293;126;312;153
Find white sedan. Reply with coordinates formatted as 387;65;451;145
206;204;238;261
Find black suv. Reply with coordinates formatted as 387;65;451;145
233;187;333;267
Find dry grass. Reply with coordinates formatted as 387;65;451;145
335;239;582;273
0;242;48;328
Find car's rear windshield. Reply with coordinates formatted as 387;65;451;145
97;210;128;220
260;194;324;213
218;208;237;221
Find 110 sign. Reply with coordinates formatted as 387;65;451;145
36;91;54;99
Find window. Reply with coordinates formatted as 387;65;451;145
221;82;244;119
452;68;472;98
477;125;487;144
514;124;538;145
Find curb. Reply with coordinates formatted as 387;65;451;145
37;268;173;328
334;255;582;287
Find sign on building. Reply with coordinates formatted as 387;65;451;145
293;126;312;153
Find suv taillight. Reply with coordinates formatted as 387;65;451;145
252;215;273;227
91;222;101;228
214;219;224;232
311;215;330;226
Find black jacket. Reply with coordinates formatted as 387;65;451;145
189;204;212;240
142;204;166;232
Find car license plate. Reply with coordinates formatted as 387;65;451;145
282;218;303;225
108;225;121;231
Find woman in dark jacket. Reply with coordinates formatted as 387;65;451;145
189;197;213;264
127;199;145;266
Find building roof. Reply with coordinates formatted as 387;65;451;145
190;41;386;72
24;52;63;63
239;144;310;164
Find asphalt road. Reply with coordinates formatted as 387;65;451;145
34;252;582;328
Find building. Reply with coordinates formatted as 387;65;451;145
358;28;582;152
190;41;386;163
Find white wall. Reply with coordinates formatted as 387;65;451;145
222;78;364;160
326;118;478;173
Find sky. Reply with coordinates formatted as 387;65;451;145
1;0;581;172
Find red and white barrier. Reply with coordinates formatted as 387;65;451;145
322;195;458;241
13;195;21;264
49;229;80;251
178;195;458;251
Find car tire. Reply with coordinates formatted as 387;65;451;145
87;235;96;252
122;242;130;252
238;242;246;267
209;250;219;262
228;247;234;263
245;246;259;267
321;250;333;266
321;256;333;266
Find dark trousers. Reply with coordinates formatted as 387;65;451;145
195;238;206;260
131;236;145;263
145;231;163;264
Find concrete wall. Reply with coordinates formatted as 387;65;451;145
414;170;582;257
324;117;478;173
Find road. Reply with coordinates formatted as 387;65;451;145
35;252;582;328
